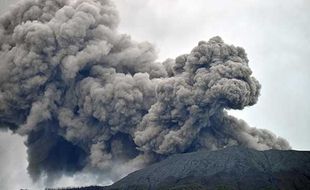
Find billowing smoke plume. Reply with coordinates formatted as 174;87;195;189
0;0;290;183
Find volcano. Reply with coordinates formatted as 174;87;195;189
48;146;310;190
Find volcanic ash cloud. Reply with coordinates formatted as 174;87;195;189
0;0;290;182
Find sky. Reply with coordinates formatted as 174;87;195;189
112;0;310;150
0;0;309;189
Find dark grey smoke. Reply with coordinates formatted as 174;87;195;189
0;0;290;183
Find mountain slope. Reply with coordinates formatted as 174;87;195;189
50;146;310;190
109;146;310;190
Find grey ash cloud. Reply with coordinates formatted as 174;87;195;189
0;0;290;183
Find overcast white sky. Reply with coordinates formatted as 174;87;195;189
112;0;310;150
0;0;309;189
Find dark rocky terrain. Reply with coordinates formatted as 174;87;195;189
49;146;310;190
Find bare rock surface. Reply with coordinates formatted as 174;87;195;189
50;146;310;190
109;146;310;190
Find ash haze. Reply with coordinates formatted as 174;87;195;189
0;0;309;190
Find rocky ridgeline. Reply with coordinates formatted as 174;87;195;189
46;146;310;190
